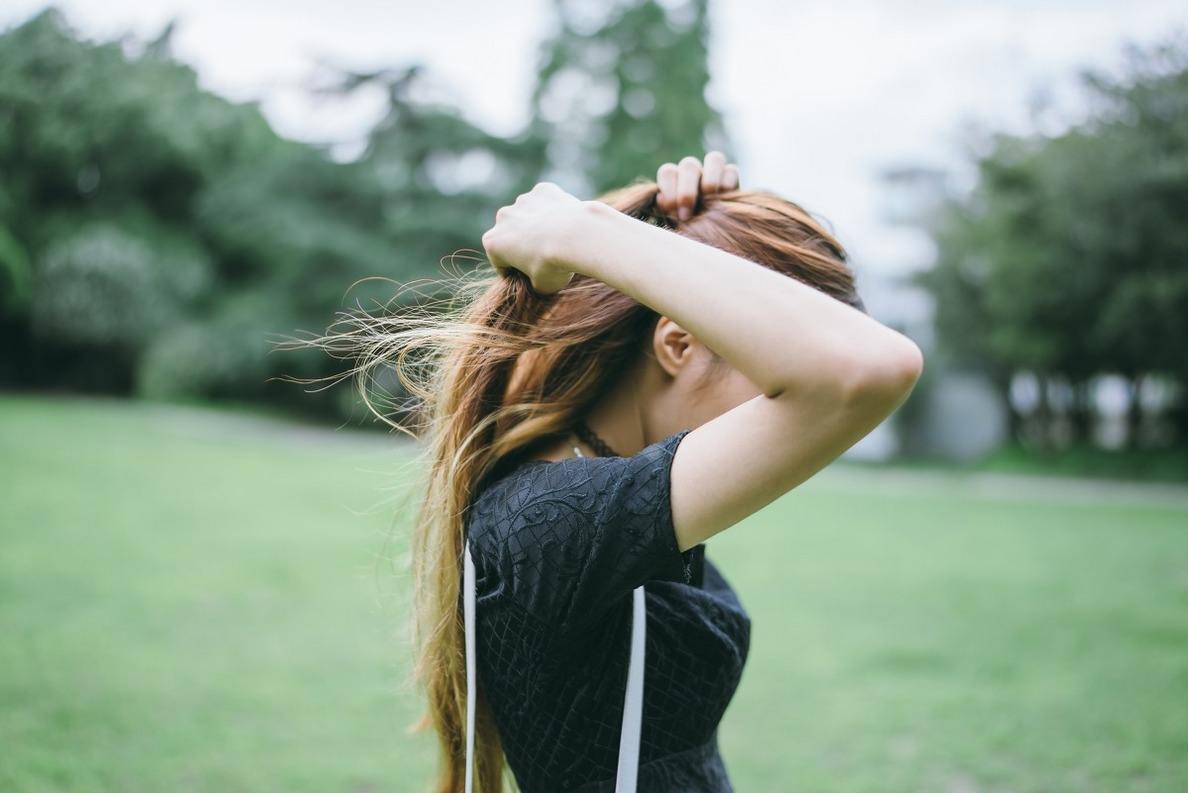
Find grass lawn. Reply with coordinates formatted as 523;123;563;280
2;394;1186;792
892;443;1188;485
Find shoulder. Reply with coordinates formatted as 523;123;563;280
467;428;690;547
465;429;697;632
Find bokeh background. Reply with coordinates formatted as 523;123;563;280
1;2;1186;791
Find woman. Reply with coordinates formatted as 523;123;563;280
307;152;922;792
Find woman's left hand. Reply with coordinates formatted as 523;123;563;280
655;151;740;223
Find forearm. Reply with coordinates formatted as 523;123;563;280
561;200;921;401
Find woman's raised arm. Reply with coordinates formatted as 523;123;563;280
482;181;924;552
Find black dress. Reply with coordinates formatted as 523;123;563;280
463;428;752;792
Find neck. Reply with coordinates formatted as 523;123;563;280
581;358;651;458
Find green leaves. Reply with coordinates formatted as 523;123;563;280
922;37;1188;387
0;2;726;422
531;0;731;194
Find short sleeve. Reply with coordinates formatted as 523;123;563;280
470;428;697;633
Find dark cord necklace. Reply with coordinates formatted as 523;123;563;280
572;419;621;458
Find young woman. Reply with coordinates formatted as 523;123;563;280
307;152;922;792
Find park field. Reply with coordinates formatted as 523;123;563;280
2;394;1186;793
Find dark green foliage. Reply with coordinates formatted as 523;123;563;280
0;2;724;421
0;9;547;419
917;36;1188;447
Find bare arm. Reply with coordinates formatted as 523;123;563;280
562;200;922;550
482;182;924;552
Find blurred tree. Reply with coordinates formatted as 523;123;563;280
0;8;546;421
312;63;547;296
531;0;732;194
917;36;1188;449
0;8;284;392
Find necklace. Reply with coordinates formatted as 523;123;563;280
570;419;621;458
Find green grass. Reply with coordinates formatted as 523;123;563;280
3;395;1187;792
889;442;1188;485
974;442;1188;483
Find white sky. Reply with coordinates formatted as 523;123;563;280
3;0;1185;284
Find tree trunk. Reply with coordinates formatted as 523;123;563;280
1170;377;1188;448
1126;373;1145;450
1034;371;1053;452
1068;379;1093;446
995;369;1023;444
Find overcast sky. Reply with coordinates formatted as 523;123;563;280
4;0;1185;283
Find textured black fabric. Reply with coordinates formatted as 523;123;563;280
463;428;752;793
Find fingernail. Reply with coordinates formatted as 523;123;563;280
678;207;691;221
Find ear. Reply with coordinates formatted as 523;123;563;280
650;316;698;378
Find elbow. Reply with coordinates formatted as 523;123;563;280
837;335;924;411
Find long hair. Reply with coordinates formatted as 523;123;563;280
285;180;863;793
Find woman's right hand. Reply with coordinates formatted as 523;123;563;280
482;181;589;294
655;151;740;223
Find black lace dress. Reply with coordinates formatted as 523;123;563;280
462;428;752;792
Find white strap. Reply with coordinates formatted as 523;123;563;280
462;543;645;793
614;585;647;792
463;544;477;793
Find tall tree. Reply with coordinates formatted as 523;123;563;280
531;0;732;195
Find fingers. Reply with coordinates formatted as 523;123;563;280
722;162;740;190
533;268;575;295
655;162;679;218
481;226;506;276
700;150;726;194
655;151;740;222
674;155;701;221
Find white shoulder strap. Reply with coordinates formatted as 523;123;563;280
463;543;646;793
463;543;478;793
615;585;647;792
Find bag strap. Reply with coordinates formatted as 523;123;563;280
463;544;645;793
